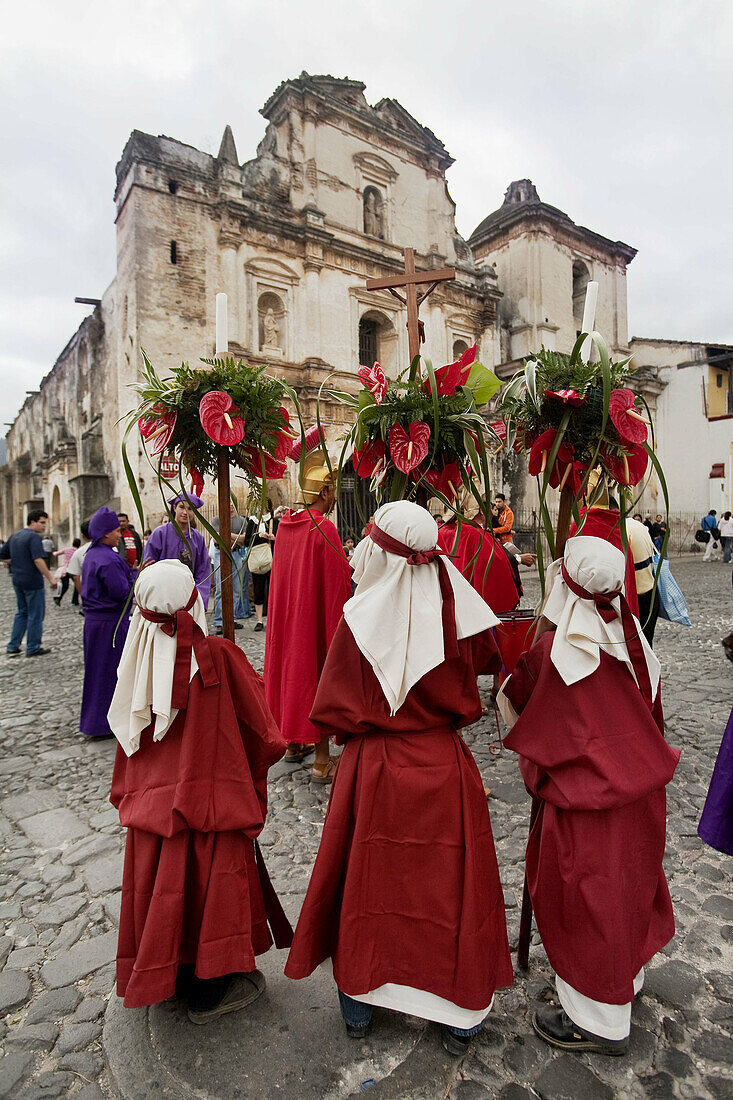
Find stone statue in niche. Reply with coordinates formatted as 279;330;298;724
260;304;284;357
364;189;385;239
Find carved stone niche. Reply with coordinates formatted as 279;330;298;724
258;292;286;358
354;152;397;242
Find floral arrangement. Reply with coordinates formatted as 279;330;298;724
122;350;295;531
329;346;502;518
493;331;669;569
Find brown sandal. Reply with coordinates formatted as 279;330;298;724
311;757;338;784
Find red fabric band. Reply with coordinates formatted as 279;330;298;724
369;524;459;659
561;562;653;709
137;587;218;708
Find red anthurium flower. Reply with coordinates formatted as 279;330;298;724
240;444;287;481
358;361;387;404
528;429;575;489
543;388;586;407
199;391;246;446
352;439;387;479
490;420;507;442
288;424;326;463
189;467;204;498
426;344;477;396
600;441;648;486
423;462;462;501
389;421;431;474
273;407;297;460
608;388;650;444
570;461;589;497
138;405;177;456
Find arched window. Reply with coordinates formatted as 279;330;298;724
452;339;469;361
572;261;590;333
359;317;379;367
363;186;385;239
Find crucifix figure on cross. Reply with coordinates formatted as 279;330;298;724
366;248;455;365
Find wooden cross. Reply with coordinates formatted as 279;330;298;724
366;248;455;364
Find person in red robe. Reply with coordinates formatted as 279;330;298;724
497;536;679;1055
285;501;514;1056
107;560;292;1022
264;429;352;782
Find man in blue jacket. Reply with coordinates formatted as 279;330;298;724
1;510;58;656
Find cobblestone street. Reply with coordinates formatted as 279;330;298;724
0;558;731;1099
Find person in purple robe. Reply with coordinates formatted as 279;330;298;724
142;494;211;609
698;707;733;855
80;507;134;739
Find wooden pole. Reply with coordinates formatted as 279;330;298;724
404;249;421;365
516;480;575;969
217;450;235;642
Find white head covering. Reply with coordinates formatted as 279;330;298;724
108;560;209;756
345;501;499;715
540;535;660;699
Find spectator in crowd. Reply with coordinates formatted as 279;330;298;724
719;511;733;563
67;522;91;613
117;513;143;571
211;501;251;634
41;533;54;567
701;509;722;562
492;493;515;546
247;502;278;632
143;493;211;608
53;538;81;606
1;510;58;656
627;516;660;645
343;536;356;560
80;507;134;739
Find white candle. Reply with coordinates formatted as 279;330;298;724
216;293;228;355
580;281;598;364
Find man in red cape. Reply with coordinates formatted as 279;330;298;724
264;429;352;782
285;502;513;1056
498;536;679;1055
108;561;292;1021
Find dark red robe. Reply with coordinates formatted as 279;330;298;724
111;637;291;1008
503;631;679;1004
264;510;352;745
285;621;514;1010
569;507;640;617
438;520;521;614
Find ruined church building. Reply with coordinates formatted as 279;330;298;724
2;73;731;539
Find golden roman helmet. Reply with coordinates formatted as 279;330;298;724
586;466;610;509
289;425;334;505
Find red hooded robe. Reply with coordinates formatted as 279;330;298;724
502;631;679;1004
111;637;291;1008
264;509;352;745
285;620;514;1010
438;519;521;614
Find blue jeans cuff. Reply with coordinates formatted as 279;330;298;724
338;991;374;1029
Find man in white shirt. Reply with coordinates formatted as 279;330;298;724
66;522;92;614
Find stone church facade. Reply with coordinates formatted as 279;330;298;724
2;72;730;539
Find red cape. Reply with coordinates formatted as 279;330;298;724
569;507;640;618
285;622;513;1010
111;637;291;1007
438;520;521;614
264;510;352;745
503;632;679;1003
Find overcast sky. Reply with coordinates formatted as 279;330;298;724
2;0;731;431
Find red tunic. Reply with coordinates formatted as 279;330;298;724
569;507;640;617
111;637;291;1008
503;632;680;1004
264;510;352;745
438;520;521;614
285;621;514;1010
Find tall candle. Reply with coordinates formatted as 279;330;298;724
216;293;228;355
580;281;598;364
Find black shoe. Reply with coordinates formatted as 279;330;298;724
214;627;223;636
6;649;20;657
187;971;265;1024
254;622;264;632
532;1005;628;1056
441;1025;472;1057
53;596;61;606
234;622;243;630
345;1020;371;1039
27;647;51;657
